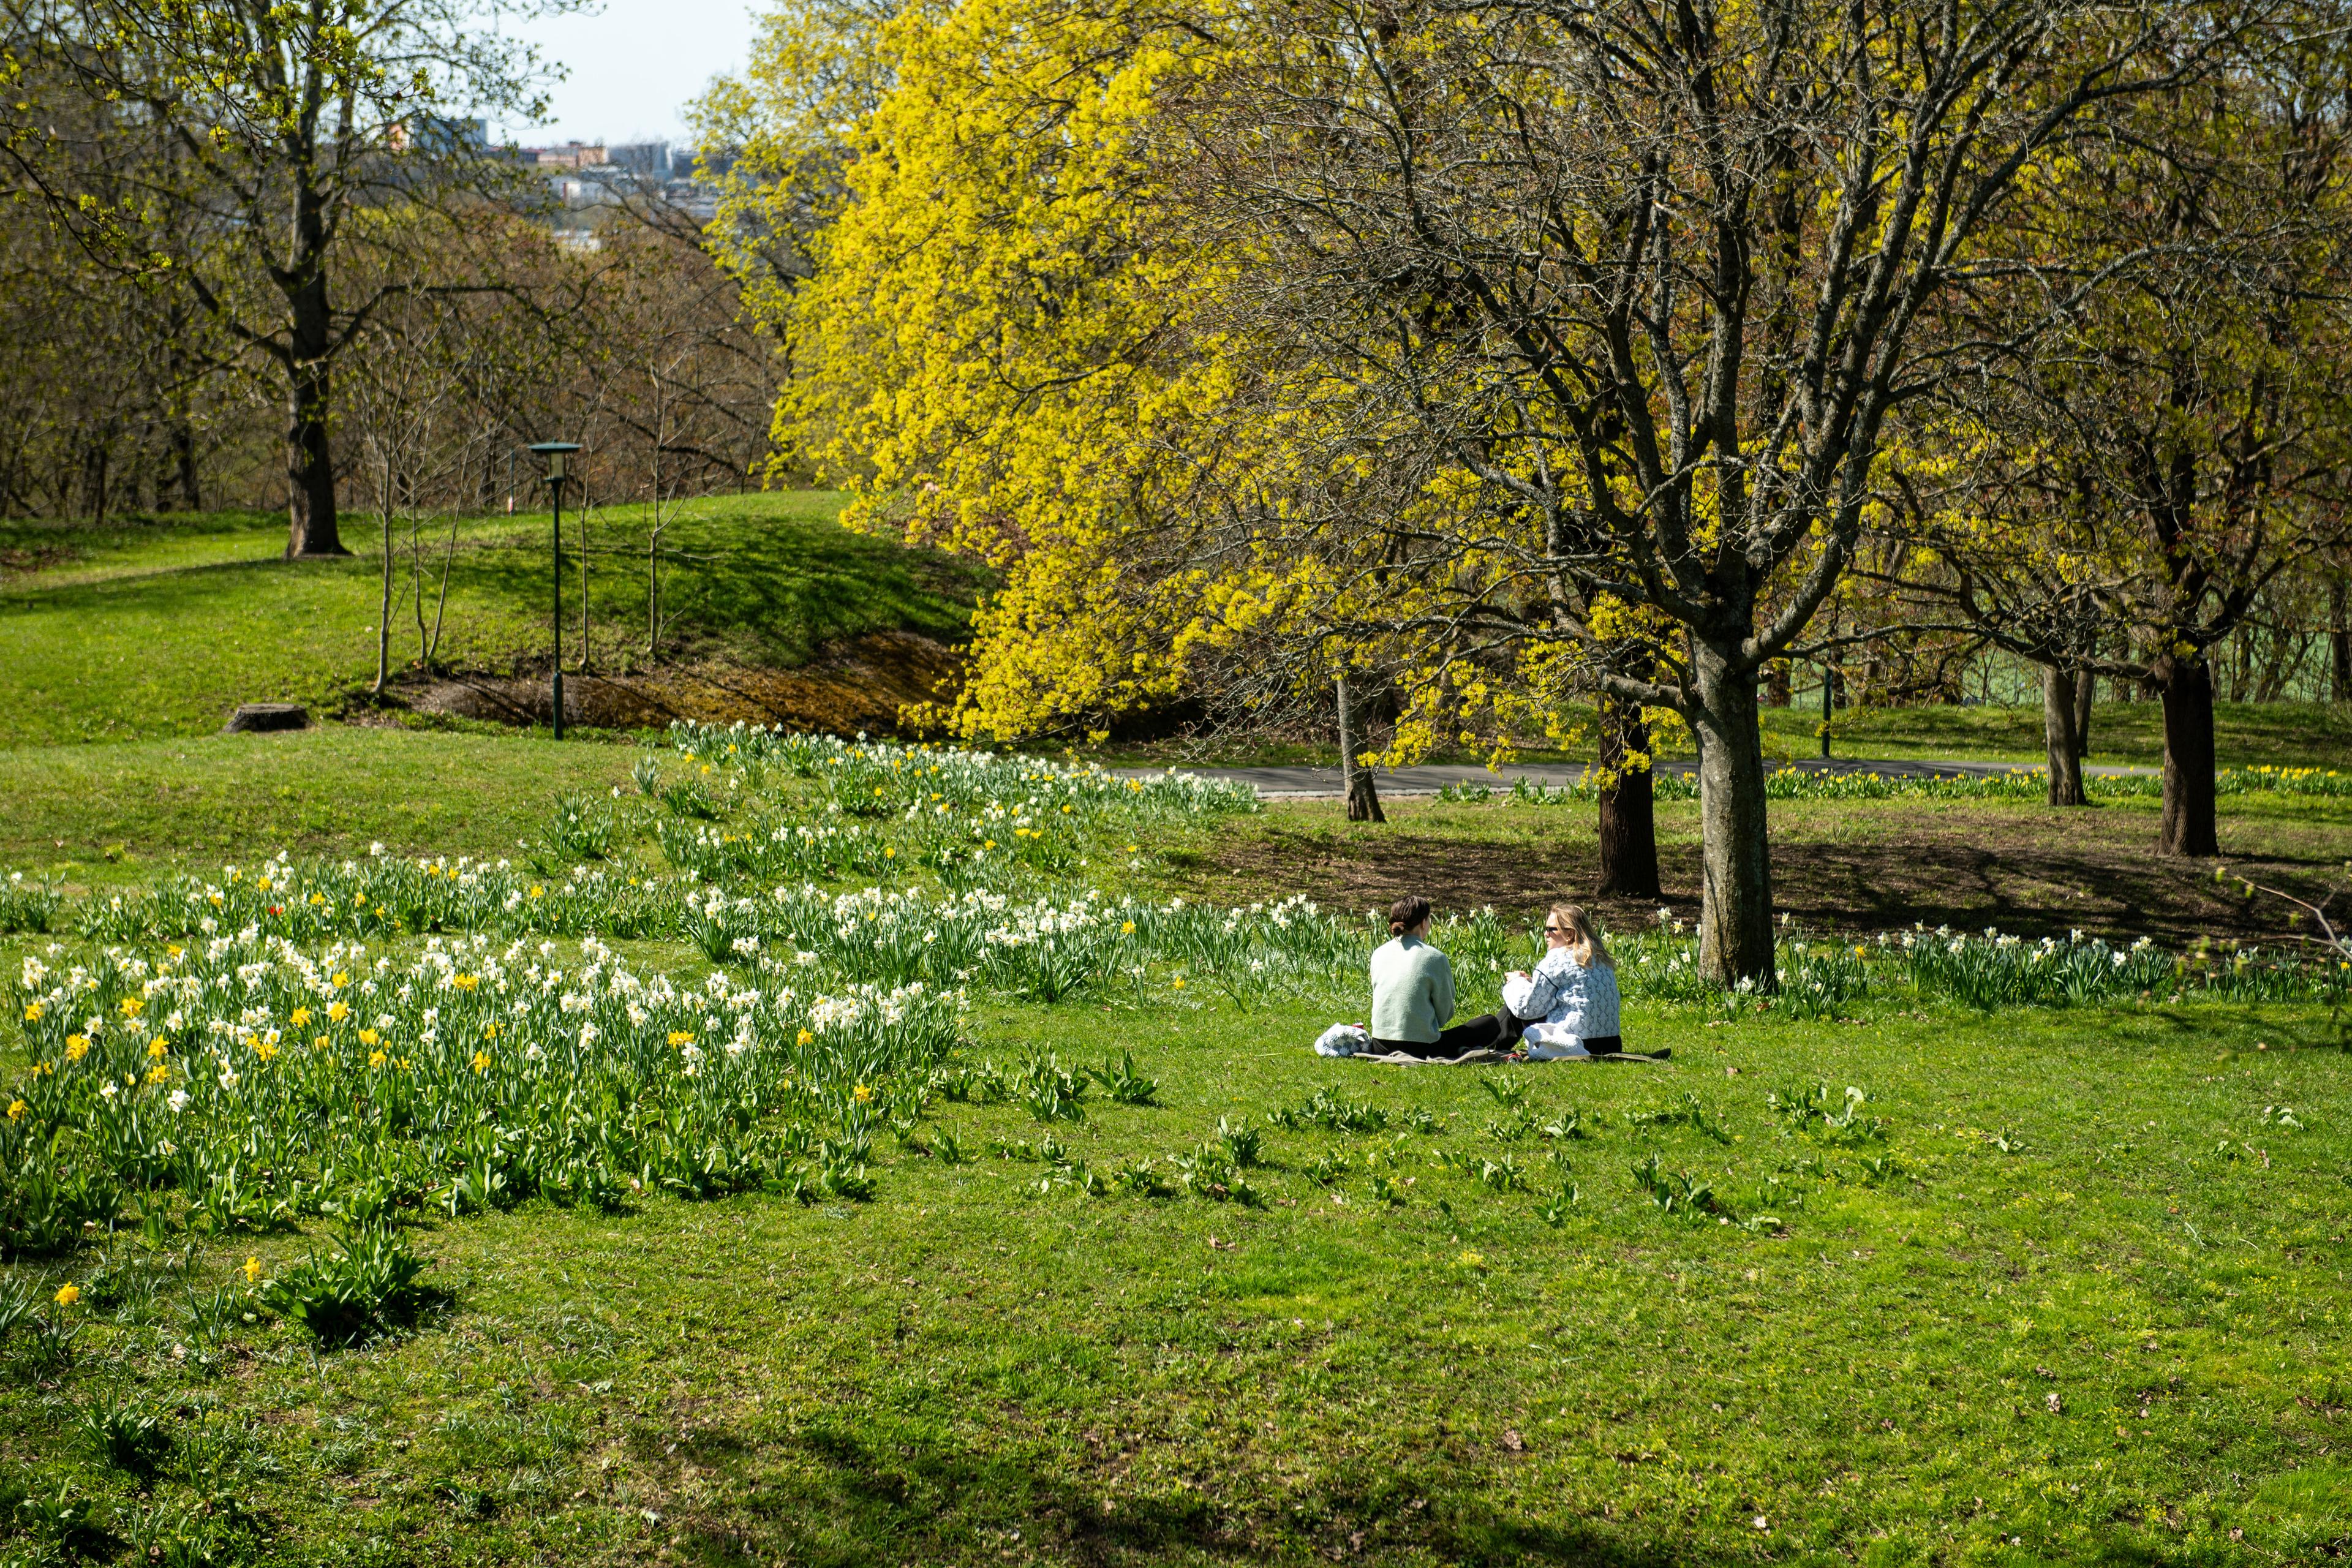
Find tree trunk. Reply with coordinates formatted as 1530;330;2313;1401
80;440;108;524
1336;675;1384;823
1765;660;1790;707
172;420;202;511
282;247;346;556
1689;643;1774;987
1595;698;1659;898
373;475;393;697
2041;664;2087;806
2331;578;2350;703
284;357;345;556
2071;668;2094;760
2157;654;2219;858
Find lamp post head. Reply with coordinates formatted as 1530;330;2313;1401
528;442;582;483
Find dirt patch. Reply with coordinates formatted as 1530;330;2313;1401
393;632;963;736
1191;809;2348;945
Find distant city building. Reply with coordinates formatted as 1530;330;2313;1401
607;142;670;179
390;116;488;154
529;142;607;171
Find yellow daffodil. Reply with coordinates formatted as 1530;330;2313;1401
243;1256;261;1284
146;1039;167;1059
64;1035;88;1060
291;1007;311;1027
471;1050;491;1074
119;997;142;1017
327;1001;349;1023
53;1284;78;1307
368;1049;388;1068
331;971;350;987
358;1028;380;1046
4;1100;23;1121
21;1003;39;1022
796;1029;814;1047
853;1084;873;1103
668;1031;695;1047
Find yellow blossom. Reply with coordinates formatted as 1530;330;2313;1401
327;1001;349;1023
331;971;350;987
4;1100;23;1121
853;1084;873;1103
796;1029;814;1046
1171;976;1186;990
53;1284;78;1306
243;1256;261;1284
1121;921;1136;935
358;1028;380;1046
668;1031;696;1047
146;1065;168;1084
291;1007;311;1027
147;1039;168;1060
368;1049;388;1068
64;1035;88;1060
254;1039;277;1063
452;974;479;991
21;1002;39;1022
118;997;142;1017
314;1036;329;1051
471;1050;491;1074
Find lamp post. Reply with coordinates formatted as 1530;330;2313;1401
528;443;582;739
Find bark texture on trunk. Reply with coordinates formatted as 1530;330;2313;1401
2042;664;2088;806
1595;698;1660;898
1691;645;1774;987
281;233;346;557
2071;668;2095;759
2158;655;2219;858
1336;676;1384;823
2331;577;2350;702
1765;661;1790;707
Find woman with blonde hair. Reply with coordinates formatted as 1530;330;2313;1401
1501;903;1625;1057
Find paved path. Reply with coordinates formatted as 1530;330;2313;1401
1116;755;2158;799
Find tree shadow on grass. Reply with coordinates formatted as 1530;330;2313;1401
666;1415;1692;1568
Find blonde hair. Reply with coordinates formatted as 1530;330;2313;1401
1551;903;1615;968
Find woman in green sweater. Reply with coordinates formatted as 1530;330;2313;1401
1366;895;1515;1059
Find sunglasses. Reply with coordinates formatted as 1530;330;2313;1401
1544;923;1571;933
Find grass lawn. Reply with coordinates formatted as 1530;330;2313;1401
0;497;989;748
1;731;2350;1566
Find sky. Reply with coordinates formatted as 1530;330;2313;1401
494;0;764;148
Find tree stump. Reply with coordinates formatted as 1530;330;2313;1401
225;703;310;733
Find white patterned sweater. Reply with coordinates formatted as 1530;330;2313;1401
1499;946;1621;1050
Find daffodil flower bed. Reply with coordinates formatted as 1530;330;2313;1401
663;723;1259;821
0;934;966;1255
1615;918;2350;1015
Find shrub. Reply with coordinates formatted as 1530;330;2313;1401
261;1224;435;1346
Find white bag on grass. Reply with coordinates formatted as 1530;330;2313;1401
1313;1023;1369;1057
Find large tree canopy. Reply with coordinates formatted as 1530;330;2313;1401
734;0;2328;985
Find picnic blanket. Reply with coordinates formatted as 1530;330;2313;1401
1343;1047;1672;1066
1312;1024;1669;1066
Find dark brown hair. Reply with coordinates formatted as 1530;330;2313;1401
1388;895;1432;937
